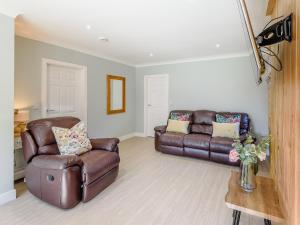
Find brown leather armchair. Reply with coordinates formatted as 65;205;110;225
21;117;120;209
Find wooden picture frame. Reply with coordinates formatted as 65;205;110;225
107;75;126;115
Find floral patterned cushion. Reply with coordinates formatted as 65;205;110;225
52;121;92;155
216;114;241;123
169;112;192;121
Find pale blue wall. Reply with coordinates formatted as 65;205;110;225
136;57;268;136
15;36;269;138
15;36;136;138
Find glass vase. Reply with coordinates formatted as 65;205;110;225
240;162;256;192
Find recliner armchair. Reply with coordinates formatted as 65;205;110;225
21;117;120;209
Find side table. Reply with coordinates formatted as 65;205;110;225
14;136;26;181
225;171;284;225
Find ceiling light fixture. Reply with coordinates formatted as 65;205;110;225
216;43;221;48
149;53;154;57
86;25;91;30
98;37;109;42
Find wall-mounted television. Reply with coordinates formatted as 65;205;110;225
237;0;265;84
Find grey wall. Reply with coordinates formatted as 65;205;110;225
15;36;136;138
0;13;15;201
136;56;268;136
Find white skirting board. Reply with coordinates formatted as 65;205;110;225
118;132;146;141
0;189;16;206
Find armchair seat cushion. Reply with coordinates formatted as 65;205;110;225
159;132;185;147
80;151;120;185
210;137;234;154
183;134;211;150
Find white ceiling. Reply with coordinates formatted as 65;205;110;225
0;0;268;66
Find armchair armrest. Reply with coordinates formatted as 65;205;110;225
31;155;83;170
90;138;119;152
154;125;167;133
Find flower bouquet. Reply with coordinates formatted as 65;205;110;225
229;134;270;192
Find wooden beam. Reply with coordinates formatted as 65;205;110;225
266;0;276;15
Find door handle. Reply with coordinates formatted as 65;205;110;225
147;104;152;106
47;109;58;113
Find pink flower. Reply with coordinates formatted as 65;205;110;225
229;149;240;162
257;152;267;161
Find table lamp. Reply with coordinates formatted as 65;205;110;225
14;109;29;137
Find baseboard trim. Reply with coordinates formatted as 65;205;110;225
118;133;136;141
118;132;146;141
0;189;16;206
134;132;146;137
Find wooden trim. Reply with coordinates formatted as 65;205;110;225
269;0;299;224
106;75;126;115
266;0;276;16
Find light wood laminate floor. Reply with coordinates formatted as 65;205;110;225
1;137;273;225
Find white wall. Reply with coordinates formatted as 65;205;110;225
0;13;16;205
136;56;269;136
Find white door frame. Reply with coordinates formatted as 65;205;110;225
143;74;169;137
41;58;88;125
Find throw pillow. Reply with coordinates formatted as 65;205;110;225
169;112;192;121
212;122;240;139
52;121;92;155
166;119;190;134
216;114;241;123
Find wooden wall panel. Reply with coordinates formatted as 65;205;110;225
268;0;299;224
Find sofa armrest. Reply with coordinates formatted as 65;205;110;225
154;125;167;133
239;133;247;143
31;155;83;170
240;133;257;144
90;138;120;152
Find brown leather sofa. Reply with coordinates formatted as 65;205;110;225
154;110;250;166
21;117;120;209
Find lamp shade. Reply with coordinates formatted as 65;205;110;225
14;110;29;122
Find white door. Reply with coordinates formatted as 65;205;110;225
144;74;169;137
42;59;87;123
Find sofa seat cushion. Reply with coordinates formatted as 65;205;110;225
183;134;211;150
80;151;120;185
210;137;234;154
159;132;185;147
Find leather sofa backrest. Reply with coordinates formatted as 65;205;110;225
26;117;80;155
21;131;38;163
167;110;251;135
217;112;250;134
191;110;216;135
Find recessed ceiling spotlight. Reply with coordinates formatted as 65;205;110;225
149;53;154;57
98;37;109;42
216;43;221;48
86;25;91;30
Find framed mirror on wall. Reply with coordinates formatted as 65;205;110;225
107;75;126;115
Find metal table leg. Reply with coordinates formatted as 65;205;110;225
264;219;272;225
232;210;241;225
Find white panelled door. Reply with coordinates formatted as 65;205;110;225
42;59;87;123
144;74;169;137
